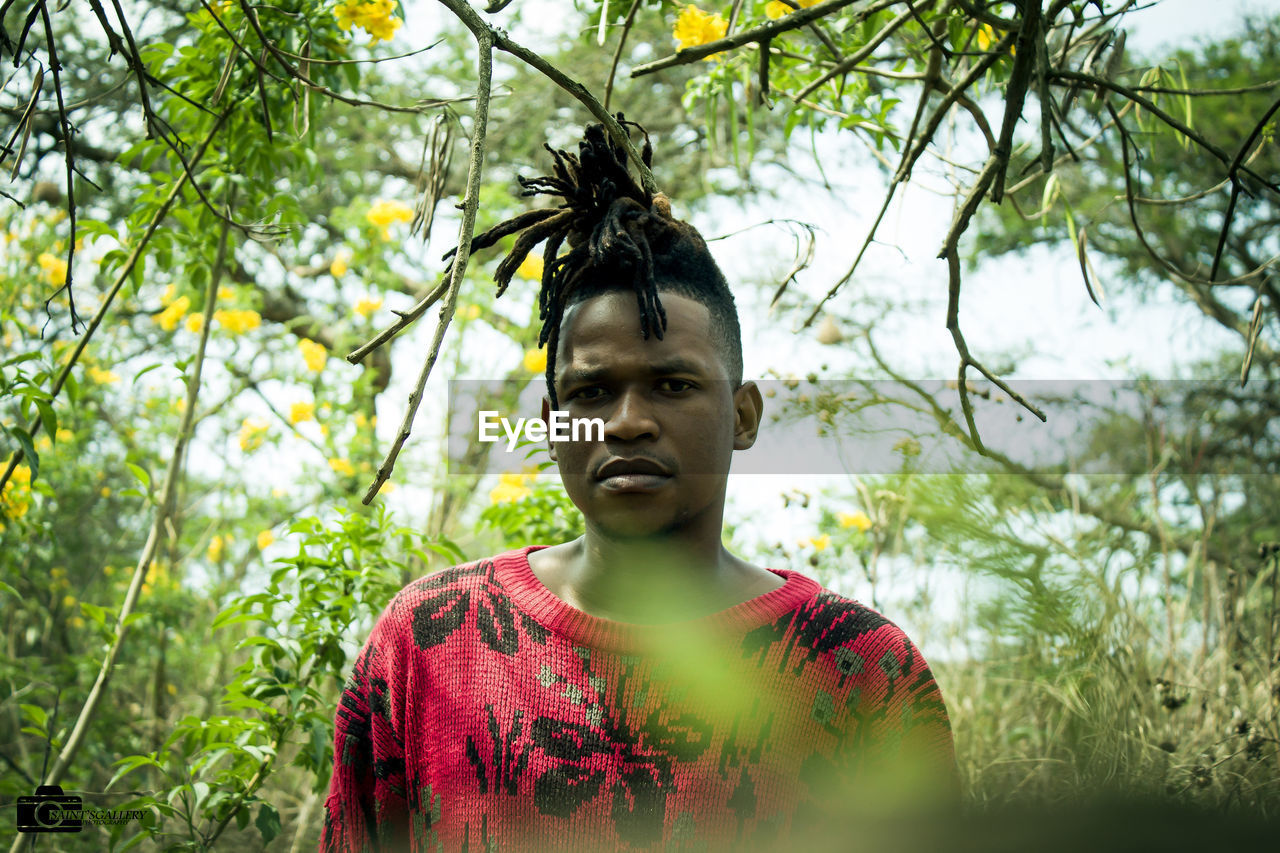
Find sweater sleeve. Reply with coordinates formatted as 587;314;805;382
320;598;412;853
851;628;960;805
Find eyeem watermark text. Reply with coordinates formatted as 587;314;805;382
478;410;604;451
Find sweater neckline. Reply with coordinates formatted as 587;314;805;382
494;544;822;652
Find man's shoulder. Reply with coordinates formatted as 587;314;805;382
391;546;532;603
762;579;928;662
365;547;544;651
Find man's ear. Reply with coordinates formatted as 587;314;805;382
732;381;764;451
541;395;558;461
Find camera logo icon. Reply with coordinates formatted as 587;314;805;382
16;784;83;833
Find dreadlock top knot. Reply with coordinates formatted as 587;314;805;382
455;114;740;407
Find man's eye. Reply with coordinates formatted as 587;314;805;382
567;387;605;401
660;379;694;393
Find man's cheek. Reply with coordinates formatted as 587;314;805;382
554;439;594;474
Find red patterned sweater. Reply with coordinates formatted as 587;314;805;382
321;546;956;852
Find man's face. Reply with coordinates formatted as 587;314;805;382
543;290;762;539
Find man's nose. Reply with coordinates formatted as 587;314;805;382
603;388;659;441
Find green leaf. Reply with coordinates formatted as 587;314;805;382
35;400;57;442
127;463;151;490
20;703;47;730
255;802;281;844
6;426;38;481
131;363;165;386
107;754;164;791
80;601;110;628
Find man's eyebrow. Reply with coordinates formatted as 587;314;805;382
559;359;709;386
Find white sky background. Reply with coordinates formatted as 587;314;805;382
344;0;1267;654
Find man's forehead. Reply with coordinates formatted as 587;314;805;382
556;291;721;374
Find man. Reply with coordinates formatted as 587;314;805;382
322;121;956;852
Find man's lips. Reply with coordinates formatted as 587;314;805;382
594;457;672;480
594;457;673;492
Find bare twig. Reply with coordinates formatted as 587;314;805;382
603;0;643;112
362;8;494;504
792;4;917;101
990;0;1040;203
802;183;898;328
939;154;1048;446
1105;99;1274;289
1209;94;1280;281
491;29;657;196
1052;68;1280;193
37;0;81;333
345;278;448;365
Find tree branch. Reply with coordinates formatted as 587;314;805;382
362;7;494;504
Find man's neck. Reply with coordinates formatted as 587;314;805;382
527;530;782;624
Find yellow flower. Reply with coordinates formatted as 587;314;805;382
366;198;413;239
489;470;534;504
459;303;482;320
213;308;261;335
56;428;73;443
185;313;204;334
289;401;315;424
334;0;359;30
799;534;831;551
334;0;402;44
218;285;234;301
256;529;275;550
975;23;994;51
330;251;350;278
35;436;51;452
207;536;224;562
155;295;190;331
62;594;76;609
516;254;544;281
329;457;355;476
364;10;402;43
99;486;111;498
673;5;728;56
69;616;85;629
522;347;547;374
765;0;819;18
838;511;873;532
239;417;269;452
354;296;383;318
299;338;328;372
37;253;68;286
87;365;119;384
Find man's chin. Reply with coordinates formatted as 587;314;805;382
587;510;684;541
